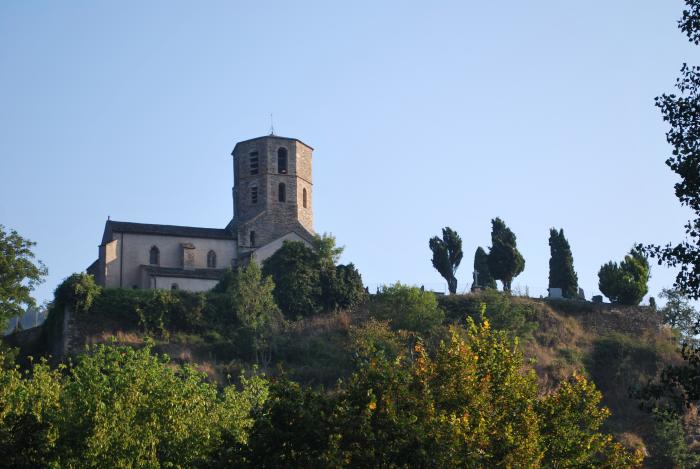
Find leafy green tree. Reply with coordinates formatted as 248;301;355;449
429;227;463;294
639;0;700;300
320;263;367;311
54;273;101;313
371;282;444;334
263;236;365;318
536;373;643;467
472;246;497;290
313;232;344;271
245;317;641;467
548;228;579;298
0;352;62;468
487;218;525;292
659;288;700;345
0;225;47;328
218;262;282;365
262;241;322;318
0;343;269;468
598;249;650;305
647;409;700;469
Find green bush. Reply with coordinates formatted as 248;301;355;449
0;344;269;468
53;273;101;314
648;409;700;468
598;249;650;305
262;241;322;318
262;238;367;318
438;290;537;340
370;283;444;334
245;320;642;467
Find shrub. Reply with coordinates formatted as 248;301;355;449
598;249;650;305
320;263;367;311
245;319;642;467
262;238;367;318
648;409;700;468
262;241;322;318
53;273;101;313
370;283;444;334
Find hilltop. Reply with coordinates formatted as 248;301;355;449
5;284;685;465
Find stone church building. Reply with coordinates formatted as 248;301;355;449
87;135;315;292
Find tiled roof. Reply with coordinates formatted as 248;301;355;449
102;220;234;244
141;265;228;280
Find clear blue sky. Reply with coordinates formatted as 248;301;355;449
1;1;697;305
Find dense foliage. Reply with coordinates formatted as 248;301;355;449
658;288;700;345
597;249;649;305
214;262;282;365
0;343;268;468
487;218;525;292
245;318;641;467
472;246;497;290
262;235;366;318
370;282;444;334
548;228;578;298
53;273;101;314
429;227;463;294
0;225;47;328
639;0;700;299
1;314;643;467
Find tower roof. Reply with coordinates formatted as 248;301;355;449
231;135;314;155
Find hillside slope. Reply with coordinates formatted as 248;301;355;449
6;288;686;465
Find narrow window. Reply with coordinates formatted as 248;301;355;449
171;283;179;290
278;183;286;202
207;250;217;268
249;152;259;175
277;147;288;174
250;185;258;204
303;188;307;208
149;246;160;265
250;231;256;247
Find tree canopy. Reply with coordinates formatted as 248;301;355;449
548;228;579;298
429;227;463;294
0;225;47;328
262;235;365;318
472;246;497;290
598;249;650;306
487;218;525;292
639;0;700;300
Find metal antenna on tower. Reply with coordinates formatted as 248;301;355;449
269;113;275;135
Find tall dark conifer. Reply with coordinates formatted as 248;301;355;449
472;247;497;290
429;227;463;294
548;228;579;298
487;218;525;292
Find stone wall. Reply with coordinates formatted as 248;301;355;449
232;136;314;250
102;233;236;289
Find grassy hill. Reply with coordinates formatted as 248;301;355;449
5;286;688;466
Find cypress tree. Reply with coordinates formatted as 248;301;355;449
429;227;463;294
487;218;525;292
548;228;579;298
472;247;497;290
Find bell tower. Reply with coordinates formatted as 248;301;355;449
231;135;314;254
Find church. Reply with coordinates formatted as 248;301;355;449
86;135;315;292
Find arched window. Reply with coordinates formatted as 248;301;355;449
250;230;256;247
277;147;288;174
171;283;179;290
149;246;160;265
249;151;259;175
207;250;217;268
278;183;286;202
250;184;258;204
303;188;307;208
